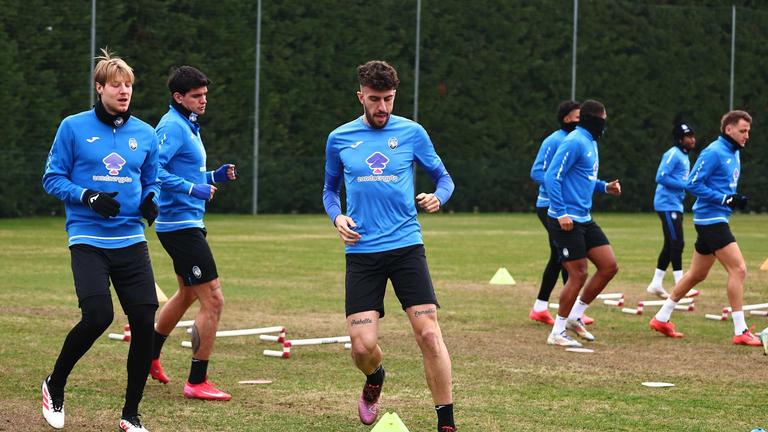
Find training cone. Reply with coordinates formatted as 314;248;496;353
760;258;768;271
155;282;168;302
371;412;410;432
489;267;516;285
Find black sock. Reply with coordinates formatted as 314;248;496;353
152;330;168;359
46;376;64;400
365;365;385;386
189;358;208;384
436;404;455;429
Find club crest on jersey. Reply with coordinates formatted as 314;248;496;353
733;168;740;182
366;152;389;175
103;152;126;175
388;137;398;150
128;137;138;151
592;161;599;177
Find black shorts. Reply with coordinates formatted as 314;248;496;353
694;223;736;255
345;244;439;318
157;228;219;286
657;211;684;244
70;242;158;313
547;217;610;262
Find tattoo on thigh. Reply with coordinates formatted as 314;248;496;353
350;318;373;326
191;324;200;354
414;308;436;317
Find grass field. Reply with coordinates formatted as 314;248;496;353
2;213;768;431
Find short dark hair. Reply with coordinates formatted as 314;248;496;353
720;110;752;133
357;60;400;91
579;99;605;118
168;66;211;95
557;100;580;122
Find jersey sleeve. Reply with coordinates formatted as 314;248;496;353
544;138;578;218
413;125;454;206
686;149;726;205
141;132;161;202
42;119;87;204
157;123;195;196
322;133;343;224
593;179;607;194
530;136;552;185
656;150;686;190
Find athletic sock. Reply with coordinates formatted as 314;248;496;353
152;330;168;360
435;403;455;429
533;299;549;313
552;315;567;335
46;376;64;400
567;297;589;321
672;270;684;284
731;311;748;335
189;358;208;384
650;268;666;287
366;365;385;386
655;298;678;323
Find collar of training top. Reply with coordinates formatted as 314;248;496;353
94;100;131;128
720;134;741;151
674;142;689;154
171;100;199;124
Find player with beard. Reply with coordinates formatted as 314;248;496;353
322;60;457;431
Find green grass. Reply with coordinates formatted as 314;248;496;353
2;213;768;431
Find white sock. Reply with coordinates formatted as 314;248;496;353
533;299;549;313
567;297;589;321
673;270;684;284
654;298;678;323
650;268;666;287
552;315;568;335
731;310;748;335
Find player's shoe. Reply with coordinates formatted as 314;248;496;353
41;376;64;429
440;427;458;432
547;331;583;347
567;318;595;341
358;382;383;425
528;309;555;325
183;378;232;401
580;314;594;325
649;318;684;338
119;415;149;432
646;284;669;298
149;359;169;384
732;327;762;346
684;289;700;298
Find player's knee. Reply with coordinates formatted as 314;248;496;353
81;296;114;333
730;264;747;281
688;270;708;284
568;266;588;284
415;328;443;355
602;261;619;278
671;240;684;254
351;338;377;358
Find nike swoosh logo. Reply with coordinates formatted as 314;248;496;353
89;194;99;204
86;136;100;143
351;141;364;148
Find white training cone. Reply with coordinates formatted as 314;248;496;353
155;282;168;302
489;268;516;285
760;258;768;271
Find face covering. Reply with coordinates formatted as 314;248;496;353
560;121;578;133
579;115;606;140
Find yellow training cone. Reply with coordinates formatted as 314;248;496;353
489;267;516;285
760;258;768;271
155;282;168;302
371;412;410;432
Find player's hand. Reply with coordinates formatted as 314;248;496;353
190;184;217;200
213;164;237;182
139;192;158;226
334;215;361;245
82;190;120;218
725;193;748;210
416;193;441;213
558;215;574;231
606;179;621;196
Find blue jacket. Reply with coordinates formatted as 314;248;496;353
323;115;454;253
155;106;217;232
530;129;568;208
687;136;741;225
43;109;160;248
545;126;607;223
653;145;690;212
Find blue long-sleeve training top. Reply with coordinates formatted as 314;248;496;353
154;105;218;232
43;109;160;248
653;145;690;212
323;115;454;253
530;129;568;208
544;126;607;223
687;136;741;225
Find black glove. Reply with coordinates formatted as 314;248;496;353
725;193;748;210
139;192;158;226
82;190;120;218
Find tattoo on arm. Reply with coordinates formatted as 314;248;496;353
414;308;436;317
191;324;200;354
350;318;373;326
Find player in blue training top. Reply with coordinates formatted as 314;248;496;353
646;120;697;298
528;100;580;326
148;66;237;401
41;49;158;432
651;110;761;347
323;60;456;432
543;99;621;348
